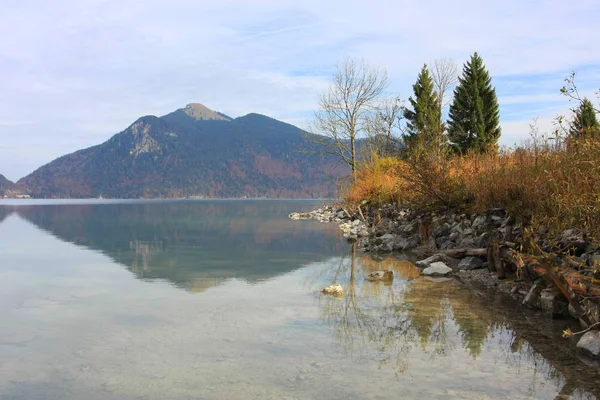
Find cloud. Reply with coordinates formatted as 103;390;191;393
0;0;599;180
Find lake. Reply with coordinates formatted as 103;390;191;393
0;200;598;399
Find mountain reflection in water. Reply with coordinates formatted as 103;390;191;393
11;200;344;292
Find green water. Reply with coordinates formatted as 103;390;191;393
0;200;598;399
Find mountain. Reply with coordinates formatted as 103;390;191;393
18;104;347;198
0;174;24;197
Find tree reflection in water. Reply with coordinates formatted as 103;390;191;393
315;243;467;375
312;244;600;400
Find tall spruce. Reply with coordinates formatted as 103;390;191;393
403;64;443;154
448;53;500;153
570;98;600;137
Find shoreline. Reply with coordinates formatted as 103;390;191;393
291;202;600;361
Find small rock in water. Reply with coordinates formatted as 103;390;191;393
577;331;600;359
415;253;451;269
365;270;393;282
321;284;344;297
422;262;452;277
289;212;312;220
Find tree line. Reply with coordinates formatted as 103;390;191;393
310;53;600;181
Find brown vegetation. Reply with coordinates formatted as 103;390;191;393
346;135;600;239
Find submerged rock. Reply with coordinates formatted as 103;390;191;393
577;331;600;359
321;284;343;297
422;262;452;277
365;270;393;282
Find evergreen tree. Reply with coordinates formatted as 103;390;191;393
403;64;443;154
448;53;500;154
570;98;600;137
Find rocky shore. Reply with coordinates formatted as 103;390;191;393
290;203;600;360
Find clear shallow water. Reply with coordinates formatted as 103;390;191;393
0;200;598;400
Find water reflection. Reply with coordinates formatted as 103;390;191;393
4;201;345;292
1;201;599;399
314;244;600;399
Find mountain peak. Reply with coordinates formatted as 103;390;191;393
183;103;229;121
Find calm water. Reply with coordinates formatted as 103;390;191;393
0;200;598;400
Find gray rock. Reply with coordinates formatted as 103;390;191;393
558;229;590;256
336;211;346;219
439;240;456;250
449;231;460;241
433;225;452;239
379;233;396;243
472;215;487;232
489;215;504;227
540;287;569;317
401;221;419;235
522;279;546;309
577;331;600;359
462;228;475;237
393;235;421;251
422;262;452;277
457;237;478;249
457;256;483;271
415;253;452;269
372;241;393;253
435;235;450;248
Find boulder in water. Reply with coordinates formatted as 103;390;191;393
321;284;344;297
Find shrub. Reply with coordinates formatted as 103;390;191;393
346;136;600;238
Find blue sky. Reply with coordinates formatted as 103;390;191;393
1;0;599;181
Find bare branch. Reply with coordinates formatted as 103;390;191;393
307;57;389;180
431;58;458;109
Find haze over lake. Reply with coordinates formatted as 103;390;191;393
0;200;598;399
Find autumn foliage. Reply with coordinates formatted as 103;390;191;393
346;136;600;238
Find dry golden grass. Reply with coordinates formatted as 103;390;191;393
346;137;600;238
346;155;416;205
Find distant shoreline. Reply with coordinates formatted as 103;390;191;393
0;198;337;206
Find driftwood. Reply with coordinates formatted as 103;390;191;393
443;244;600;292
443;248;487;257
444;242;600;325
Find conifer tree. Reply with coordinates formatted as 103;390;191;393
570;98;600;137
403;64;443;154
448;53;500;154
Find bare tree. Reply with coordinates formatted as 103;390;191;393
363;95;404;160
431;57;458;109
429;58;458;156
309;57;389;180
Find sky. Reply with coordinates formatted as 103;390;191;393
1;0;600;181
